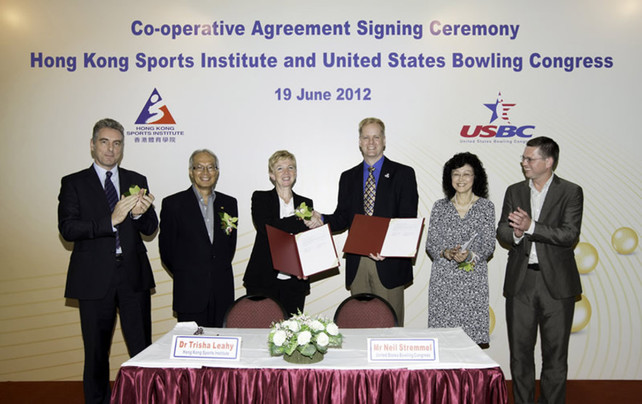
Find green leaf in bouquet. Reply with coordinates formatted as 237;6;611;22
458;261;475;272
299;343;317;357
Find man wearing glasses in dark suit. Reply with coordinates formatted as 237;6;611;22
498;136;583;404
159;149;238;328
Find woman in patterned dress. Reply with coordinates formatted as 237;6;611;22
425;152;495;347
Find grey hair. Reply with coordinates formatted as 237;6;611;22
189;149;218;170
92;118;124;141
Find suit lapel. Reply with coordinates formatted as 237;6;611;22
117;167;128;198
118;168;143;197
269;189;281;217
213;191;235;241
184;187;213;243
514;181;533;254
270;189;307;216
538;175;561;222
292;191;303;209
376;157;393;195
86;166;111;212
518;181;531;216
349;163;365;214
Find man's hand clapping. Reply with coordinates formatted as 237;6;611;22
131;192;155;216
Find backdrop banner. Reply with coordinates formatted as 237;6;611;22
1;0;640;381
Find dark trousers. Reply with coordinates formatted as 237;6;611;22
506;269;575;404
177;288;234;328
246;276;308;319
78;260;151;404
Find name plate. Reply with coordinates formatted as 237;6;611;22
171;335;241;360
367;338;439;362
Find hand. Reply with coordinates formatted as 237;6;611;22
369;252;385;261
131;192;155;216
304;210;324;229
443;245;468;262
111;194;138;226
508;207;531;238
452;248;470;263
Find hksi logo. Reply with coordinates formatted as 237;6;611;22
460;92;535;138
135;88;177;125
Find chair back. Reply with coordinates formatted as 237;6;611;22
223;295;287;328
333;293;398;328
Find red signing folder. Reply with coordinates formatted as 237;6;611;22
266;224;339;277
343;214;424;258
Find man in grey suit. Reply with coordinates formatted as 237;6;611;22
497;136;583;404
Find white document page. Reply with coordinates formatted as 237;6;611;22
380;218;424;257
295;224;339;276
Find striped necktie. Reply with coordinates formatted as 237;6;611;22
364;166;376;216
104;171;121;251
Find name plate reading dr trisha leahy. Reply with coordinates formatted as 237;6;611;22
367;338;439;362
171;335;241;360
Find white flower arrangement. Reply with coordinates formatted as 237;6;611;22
268;312;342;359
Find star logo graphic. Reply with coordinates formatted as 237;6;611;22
484;92;516;124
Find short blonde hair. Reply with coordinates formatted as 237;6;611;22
268;150;297;174
358;117;385;137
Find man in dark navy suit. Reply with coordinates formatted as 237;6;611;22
308;117;418;325
58;118;157;404
159;149;237;328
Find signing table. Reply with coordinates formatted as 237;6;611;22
111;323;507;403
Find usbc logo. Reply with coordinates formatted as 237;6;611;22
460;92;535;139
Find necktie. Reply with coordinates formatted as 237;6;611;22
364;166;376;216
104;171;121;251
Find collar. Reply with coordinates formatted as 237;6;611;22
529;174;554;194
93;163;118;183
191;184;215;202
363;156;385;171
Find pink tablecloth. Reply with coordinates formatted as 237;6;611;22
112;365;507;404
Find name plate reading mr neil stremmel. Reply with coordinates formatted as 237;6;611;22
171;335;241;360
367;338;439;362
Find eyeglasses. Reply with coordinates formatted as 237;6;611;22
192;165;218;173
520;156;544;164
451;172;474;180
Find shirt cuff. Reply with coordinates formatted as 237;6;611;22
525;220;535;235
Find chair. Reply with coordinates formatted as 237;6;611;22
222;295;288;328
333;293;398;328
